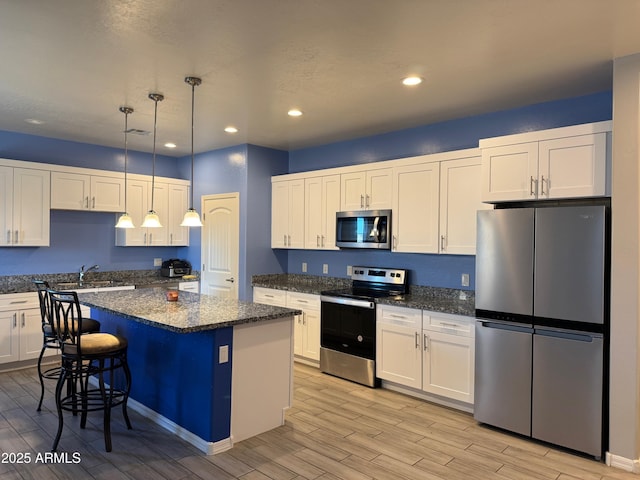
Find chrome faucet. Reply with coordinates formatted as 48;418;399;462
79;264;99;286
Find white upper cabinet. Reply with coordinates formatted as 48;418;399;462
391;162;440;254
51;171;125;212
340;168;392;211
271;179;304;249
115;176;190;247
439;156;491;255
304;174;340;250
480;121;611;202
0;166;50;247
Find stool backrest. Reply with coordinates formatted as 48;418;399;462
48;290;84;355
33;280;53;333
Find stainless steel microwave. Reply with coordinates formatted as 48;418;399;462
335;209;391;249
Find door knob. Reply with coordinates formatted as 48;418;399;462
225;278;235;283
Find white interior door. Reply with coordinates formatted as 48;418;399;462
200;193;240;298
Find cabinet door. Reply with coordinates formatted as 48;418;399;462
293;314;304;356
321;175;341;250
539;133;607;199
340;172;366;210
392;163;440;253
19;308;44;361
422;330;474;403
13;168;50;246
0;166;13;246
288;180;305;249
0;311;19;363
439;157;491;254
481;142;539;202
304;176;323;249
366;168;392;210
116;179;148;246
271;181;290;248
147;181;169;246
51;171;90;210
167;183;189;246
302;308;321;361
91;175;125;212
376;321;422;388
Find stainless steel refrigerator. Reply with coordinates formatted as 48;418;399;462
474;203;609;459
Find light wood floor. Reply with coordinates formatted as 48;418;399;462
0;362;636;480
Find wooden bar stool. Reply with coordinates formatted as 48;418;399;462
48;290;132;452
33;280;101;411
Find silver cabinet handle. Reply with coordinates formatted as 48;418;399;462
144;233;147;244
360;194;364;209
392;235;397;250
440;235;446;251
530;176;539;197
225;277;235;283
170;233;173;244
10;300;28;305
317;235;320;247
14;230;19;244
321;235;325;247
540;176;547;196
424;333;429;351
92;196;96;209
21;313;25;328
365;194;370;208
149;233;153;244
6;230;10;244
415;332;420;349
13;313;17;328
287;235;291;246
85;196;89;208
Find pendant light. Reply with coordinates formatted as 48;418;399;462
181;76;203;227
115;106;135;228
141;92;164;228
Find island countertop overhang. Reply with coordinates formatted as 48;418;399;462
77;287;301;333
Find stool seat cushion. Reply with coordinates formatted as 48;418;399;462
64;333;128;356
44;318;101;336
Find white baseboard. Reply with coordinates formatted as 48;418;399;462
605;452;640;473
88;377;233;455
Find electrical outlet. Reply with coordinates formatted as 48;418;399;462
323;264;329;274
302;262;307;273
461;273;470;287
154;258;162;267
347;265;353;275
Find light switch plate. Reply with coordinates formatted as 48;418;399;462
219;345;229;364
461;273;470;287
302;262;307;273
154;258;162;267
323;264;328;274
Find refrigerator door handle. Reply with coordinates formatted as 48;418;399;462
479;320;533;334
534;327;602;342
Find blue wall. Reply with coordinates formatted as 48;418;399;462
0;91;613;291
286;91;613;289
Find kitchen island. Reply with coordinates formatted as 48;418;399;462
77;288;301;454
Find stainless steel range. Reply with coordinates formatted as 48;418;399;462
320;266;407;387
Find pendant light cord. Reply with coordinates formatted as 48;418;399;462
148;93;164;212
123;108;129;212
190;81;195;210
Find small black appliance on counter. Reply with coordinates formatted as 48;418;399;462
161;259;192;278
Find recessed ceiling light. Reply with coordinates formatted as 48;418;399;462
224;126;238;133
25;118;44;125
402;76;423;86
164;143;177;149
288;109;303;117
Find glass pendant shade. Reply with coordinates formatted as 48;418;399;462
181;208;203;227
145;93;164;228
115;213;135;229
183;76;203;227
141;210;162;228
116;106;135;228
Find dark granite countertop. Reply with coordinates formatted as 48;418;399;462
0;270;199;295
78;288;301;333
252;274;476;317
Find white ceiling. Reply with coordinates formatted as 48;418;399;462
1;0;639;157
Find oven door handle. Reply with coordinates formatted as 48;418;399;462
321;296;375;309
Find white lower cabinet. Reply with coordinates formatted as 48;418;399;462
377;304;475;406
179;281;199;293
253;287;320;363
0;292;51;364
